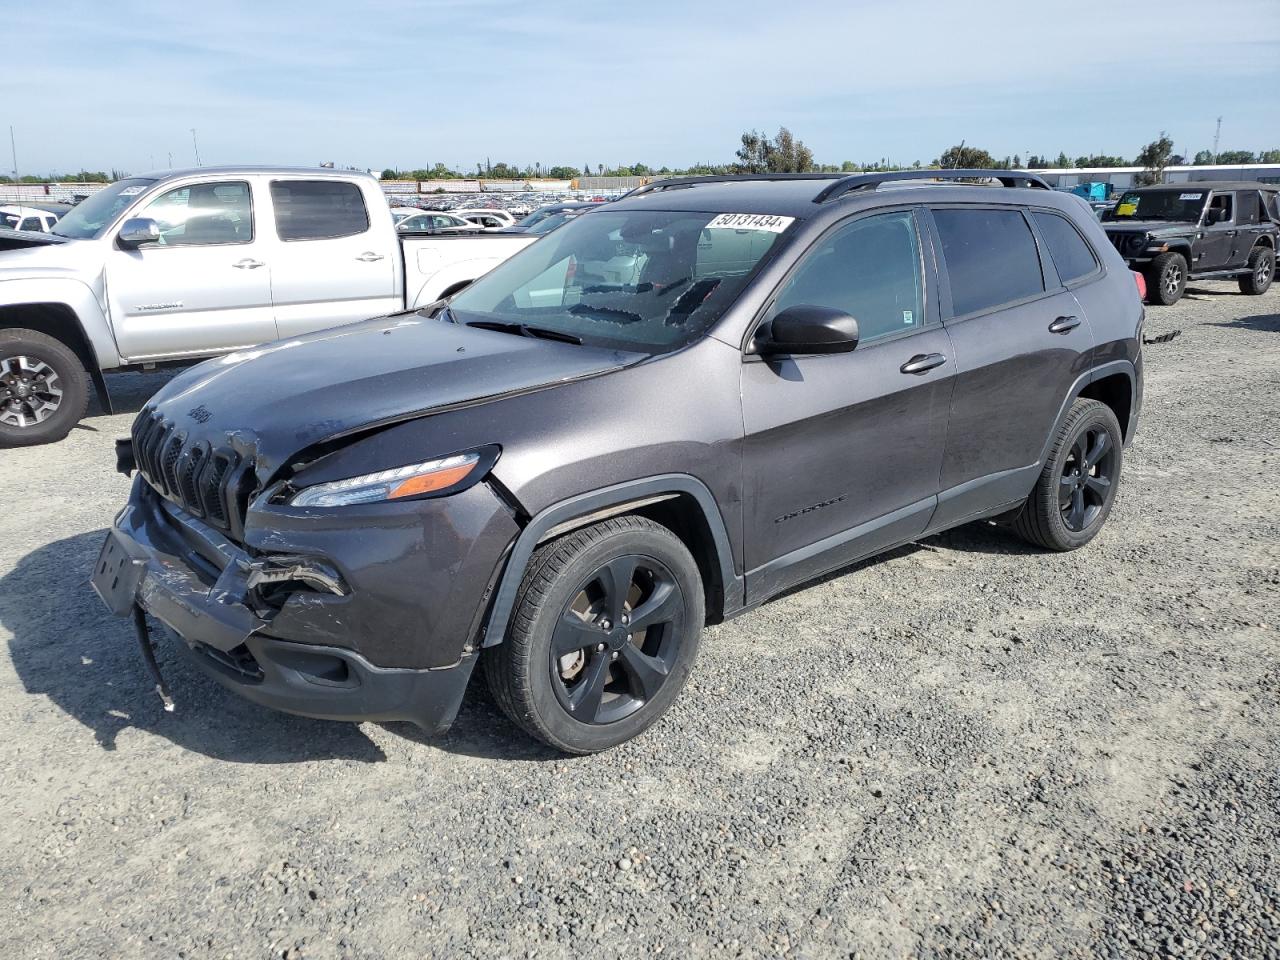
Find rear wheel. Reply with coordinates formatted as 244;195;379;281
484;515;704;754
1145;252;1187;305
1238;246;1274;295
1013;398;1123;552
0;328;90;447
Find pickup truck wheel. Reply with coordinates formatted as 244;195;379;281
1145;252;1187;305
1012;398;1123;552
1238;246;1274;295
0;328;90;447
484;515;704;754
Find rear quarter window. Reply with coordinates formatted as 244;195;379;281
932;208;1045;316
271;180;370;241
1031;211;1099;284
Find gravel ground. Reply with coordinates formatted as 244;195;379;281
1;282;1277;959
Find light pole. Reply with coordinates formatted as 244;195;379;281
191;128;201;166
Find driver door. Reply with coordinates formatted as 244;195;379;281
741;209;954;602
105;179;277;361
1197;191;1236;271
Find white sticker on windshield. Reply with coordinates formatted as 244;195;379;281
1179;192;1203;200
705;213;794;233
119;185;146;196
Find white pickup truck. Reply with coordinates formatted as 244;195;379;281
0;166;536;446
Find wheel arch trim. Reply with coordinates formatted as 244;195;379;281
1037;360;1137;467
480;474;742;648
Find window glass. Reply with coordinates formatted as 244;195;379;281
1207;193;1233;223
449;209;789;353
1236;191;1262;225
270;180;369;241
50;177;157;239
20;217;42;231
1110;189;1205;221
933;208;1045;316
138;181;253;246
1032;211;1098;284
771;211;924;343
0;212;18;229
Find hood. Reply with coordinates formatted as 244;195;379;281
0;234;96;279
145;313;643;479
1103;220;1194;237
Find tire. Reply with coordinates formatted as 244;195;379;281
0;328;90;447
1012;398;1123;552
1145;251;1187;305
484;515;705;754
1238;246;1275;295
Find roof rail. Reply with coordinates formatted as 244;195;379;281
812;169;1051;203
624;173;846;198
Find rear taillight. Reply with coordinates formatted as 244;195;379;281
1132;270;1147;302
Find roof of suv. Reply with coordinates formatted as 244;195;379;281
137;165;377;181
608;171;1067;220
1128;181;1275;193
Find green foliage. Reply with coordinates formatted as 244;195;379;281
1261;149;1280;164
934;144;996;169
1216;149;1257;165
1134;133;1174;186
734;127;815;174
1073;155;1127;168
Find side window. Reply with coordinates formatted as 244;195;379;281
20;217;42;232
1207;192;1233;223
932;208;1045;316
772;211;925;344
138;181;253;246
1235;191;1261;225
1031;211;1098;284
270;180;369;241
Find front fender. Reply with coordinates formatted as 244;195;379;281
0;276;119;369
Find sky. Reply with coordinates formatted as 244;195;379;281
4;0;1279;176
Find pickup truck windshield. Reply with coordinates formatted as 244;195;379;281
448;209;792;352
51;178;157;239
1110;190;1206;222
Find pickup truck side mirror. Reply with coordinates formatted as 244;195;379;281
758;304;859;356
1204;207;1225;226
117;218;161;248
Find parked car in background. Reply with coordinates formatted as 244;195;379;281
94;170;1143;754
389;206;425;224
456;212;512;231
396;211;480;234
454;208;516;228
0;166;536;445
1101;181;1278;304
0;205;61;233
507;201;601;234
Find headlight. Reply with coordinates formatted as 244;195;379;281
290;448;496;507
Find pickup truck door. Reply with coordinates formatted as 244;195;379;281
263;178;400;338
104;179;277;362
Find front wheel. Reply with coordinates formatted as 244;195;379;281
1145;252;1187;305
484;515;705;754
1238;246;1275;295
1012;398;1123;552
0;328;91;447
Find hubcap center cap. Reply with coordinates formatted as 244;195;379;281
607;627;629;650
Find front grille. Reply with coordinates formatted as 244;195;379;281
130;410;258;539
1109;232;1148;256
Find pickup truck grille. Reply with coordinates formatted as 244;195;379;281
131;411;257;539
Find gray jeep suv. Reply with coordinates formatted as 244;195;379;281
93;170;1144;754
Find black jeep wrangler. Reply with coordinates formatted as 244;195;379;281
1102;181;1279;305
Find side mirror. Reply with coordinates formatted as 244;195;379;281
759;304;859;356
117;218;160;247
1205;207;1228;225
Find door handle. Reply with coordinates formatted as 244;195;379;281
1048;315;1081;334
356;252;385;262
232;258;265;269
899;353;947;375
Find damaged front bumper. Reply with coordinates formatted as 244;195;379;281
90;479;496;732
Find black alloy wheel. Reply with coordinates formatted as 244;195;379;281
549;554;682;725
1058;425;1116;533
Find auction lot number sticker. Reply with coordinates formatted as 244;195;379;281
706;213;794;233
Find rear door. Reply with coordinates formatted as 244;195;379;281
925;205;1095;528
1233;190;1269;268
105;178;277;361
265;178;399;337
741;208;955;600
1197;191;1236;270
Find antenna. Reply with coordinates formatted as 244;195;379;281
1212;117;1222;163
191;128;201;166
8;125;16;180
954;139;965;169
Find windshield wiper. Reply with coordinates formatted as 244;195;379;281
465;319;582;345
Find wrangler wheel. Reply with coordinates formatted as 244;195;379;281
484;515;704;754
1238;246;1274;296
0;328;90;447
1146;251;1187;306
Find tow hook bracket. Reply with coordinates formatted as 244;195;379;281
132;605;175;712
